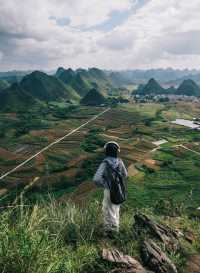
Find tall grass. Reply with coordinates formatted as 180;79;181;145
0;196;199;273
0;199;104;273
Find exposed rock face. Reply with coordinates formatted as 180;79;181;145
141;240;178;273
102;249;153;273
133;214;180;251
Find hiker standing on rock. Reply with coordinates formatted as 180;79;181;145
93;141;128;237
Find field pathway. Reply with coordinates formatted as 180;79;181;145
175;144;200;156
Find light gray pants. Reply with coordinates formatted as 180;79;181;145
102;189;120;232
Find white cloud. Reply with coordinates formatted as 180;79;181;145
0;0;200;70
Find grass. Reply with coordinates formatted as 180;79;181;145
0;197;137;273
0;194;200;273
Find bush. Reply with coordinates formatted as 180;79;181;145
80;131;104;153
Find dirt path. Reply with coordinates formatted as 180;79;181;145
175;144;200;156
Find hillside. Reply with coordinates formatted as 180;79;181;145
56;67;93;97
21;71;79;102
56;67;113;97
165;73;200;87
0;79;9;90
0;83;37;111
80;88;106;106
135;78;165;95
1;196;199;273
176;79;200;96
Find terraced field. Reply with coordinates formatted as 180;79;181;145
0;102;200;208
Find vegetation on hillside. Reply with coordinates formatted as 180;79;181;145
0;79;9;90
80;88;106;106
0;182;200;273
0;83;37;111
135;78;200;97
177;79;200;97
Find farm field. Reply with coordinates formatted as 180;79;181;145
0;101;200;211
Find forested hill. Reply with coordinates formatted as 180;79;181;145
135;78;200;97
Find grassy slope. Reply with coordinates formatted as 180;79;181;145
0;191;200;273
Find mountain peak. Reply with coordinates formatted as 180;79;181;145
136;78;164;95
80;88;106;106
177;79;200;96
21;71;74;101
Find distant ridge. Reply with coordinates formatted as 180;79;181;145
56;67;93;97
56;67;112;97
135;78;200;97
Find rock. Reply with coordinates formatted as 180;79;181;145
184;230;196;244
133;214;180;251
102;249;153;273
186;254;200;273
141;240;178;273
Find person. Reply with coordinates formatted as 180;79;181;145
93;141;128;236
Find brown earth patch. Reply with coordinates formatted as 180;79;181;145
60;168;78;178
0;188;8;197
30;129;58;141
5;112;17;119
37;167;78;188
186;254;200;273
67;155;88;168
0;147;18;160
128;164;139;177
35;154;45;172
69;181;96;205
143;159;160;171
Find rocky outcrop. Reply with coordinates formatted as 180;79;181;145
102;248;153;273
133;214;180;251
141;240;178;273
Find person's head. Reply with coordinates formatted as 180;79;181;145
104;141;120;158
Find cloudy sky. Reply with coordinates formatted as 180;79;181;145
0;0;200;71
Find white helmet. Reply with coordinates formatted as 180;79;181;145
104;141;120;152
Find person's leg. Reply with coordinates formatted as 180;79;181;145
102;189;120;233
113;204;120;232
102;188;111;232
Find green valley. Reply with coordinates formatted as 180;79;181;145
0;68;200;273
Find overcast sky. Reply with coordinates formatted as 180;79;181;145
0;0;200;71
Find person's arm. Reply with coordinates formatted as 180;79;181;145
120;159;128;178
93;162;107;187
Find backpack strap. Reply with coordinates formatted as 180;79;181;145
104;160;122;178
